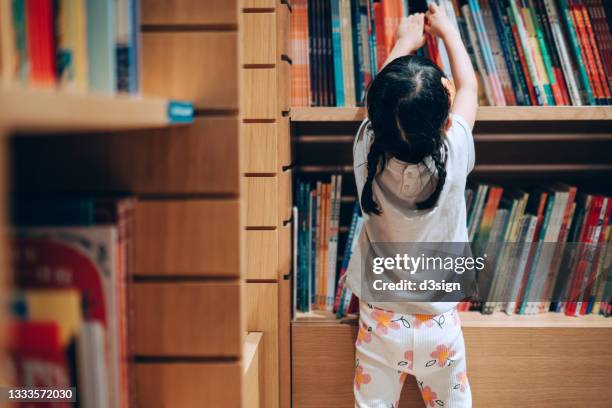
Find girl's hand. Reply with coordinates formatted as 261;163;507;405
424;3;455;39
394;14;426;55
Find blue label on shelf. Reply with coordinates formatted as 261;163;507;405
167;101;194;123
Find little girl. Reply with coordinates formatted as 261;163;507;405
345;4;478;408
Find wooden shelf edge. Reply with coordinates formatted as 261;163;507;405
0;86;194;133
293;310;612;328
290;106;612;122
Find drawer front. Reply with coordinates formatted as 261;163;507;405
246;283;279;408
245;177;278;227
278;60;291;113
245;222;291;280
243;68;277;120
244;12;276;65
277;4;291;60
131;282;241;356
132;362;241;408
244;122;278;174
142;32;238;109
141;0;237;25
134;200;240;277
243;332;263;408
278;278;291;408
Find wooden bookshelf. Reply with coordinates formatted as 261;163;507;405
290;106;612;122
294;310;612;328
0;86;193;133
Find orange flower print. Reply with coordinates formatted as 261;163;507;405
420;385;439;407
455;371;469;392
371;309;400;334
403;350;414;370
430;344;456;368
354;365;371;390
356;323;372;346
413;314;435;329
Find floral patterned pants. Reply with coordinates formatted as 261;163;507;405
354;302;472;408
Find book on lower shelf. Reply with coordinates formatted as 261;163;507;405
1;0;140;94
8;197;134;408
291;0;612;107
294;177;612;319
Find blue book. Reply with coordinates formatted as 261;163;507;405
350;0;365;105
87;0;116;93
331;0;345;106
367;0;378;79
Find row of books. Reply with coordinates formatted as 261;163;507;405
290;0;612;107
0;0;140;94
9;197;133;407
295;178;612;318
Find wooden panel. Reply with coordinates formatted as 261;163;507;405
132;282;241;356
243;332;263;408
243;121;290;174
243;0;276;8
277;4;291;59
279;115;291;168
278;278;291;408
246;230;277;280
245;177;277;227
134;200;240;277
12;118;239;195
243;13;276;65
279;168;292;223
247;283;279;408
133;362;241;408
245;223;291;280
142;32;238;110
292;322;612;407
278;61;291;113
244;123;278;174
141;0;238;25
243;68;277;119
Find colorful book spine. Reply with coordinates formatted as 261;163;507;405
331;0;345;106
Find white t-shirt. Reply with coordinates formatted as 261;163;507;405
345;114;475;315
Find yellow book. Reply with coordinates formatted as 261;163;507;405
58;0;89;91
23;289;82;346
0;0;16;84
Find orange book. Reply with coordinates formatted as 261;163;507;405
579;2;611;101
570;1;603;102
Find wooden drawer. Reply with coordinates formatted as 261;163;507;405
278;60;291;113
243;120;290;174
134;200;240;277
243;68;277;120
247;283;279;408
243;12;276;65
292;322;612;407
277;3;291;60
131;282;241;356
278;278;291;408
243;332;263;408
141;0;237;25
132;362;241;408
142;32;238;109
12;118;240;195
245;171;292;227
245;222;291;280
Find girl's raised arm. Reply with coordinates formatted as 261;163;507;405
426;3;478;128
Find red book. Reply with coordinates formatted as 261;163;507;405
579;1;611;102
588;0;612;96
510;15;538;105
374;2;387;71
26;0;55;87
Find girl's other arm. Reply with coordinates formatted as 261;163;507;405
381;14;426;70
426;3;478;128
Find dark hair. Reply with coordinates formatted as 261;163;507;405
362;55;450;215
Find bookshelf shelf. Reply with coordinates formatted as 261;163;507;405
290;106;612;122
294;310;612;328
0;86;193;133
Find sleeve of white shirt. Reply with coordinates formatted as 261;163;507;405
447;113;475;174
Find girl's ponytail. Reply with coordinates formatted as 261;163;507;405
361;141;383;215
416;140;447;210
